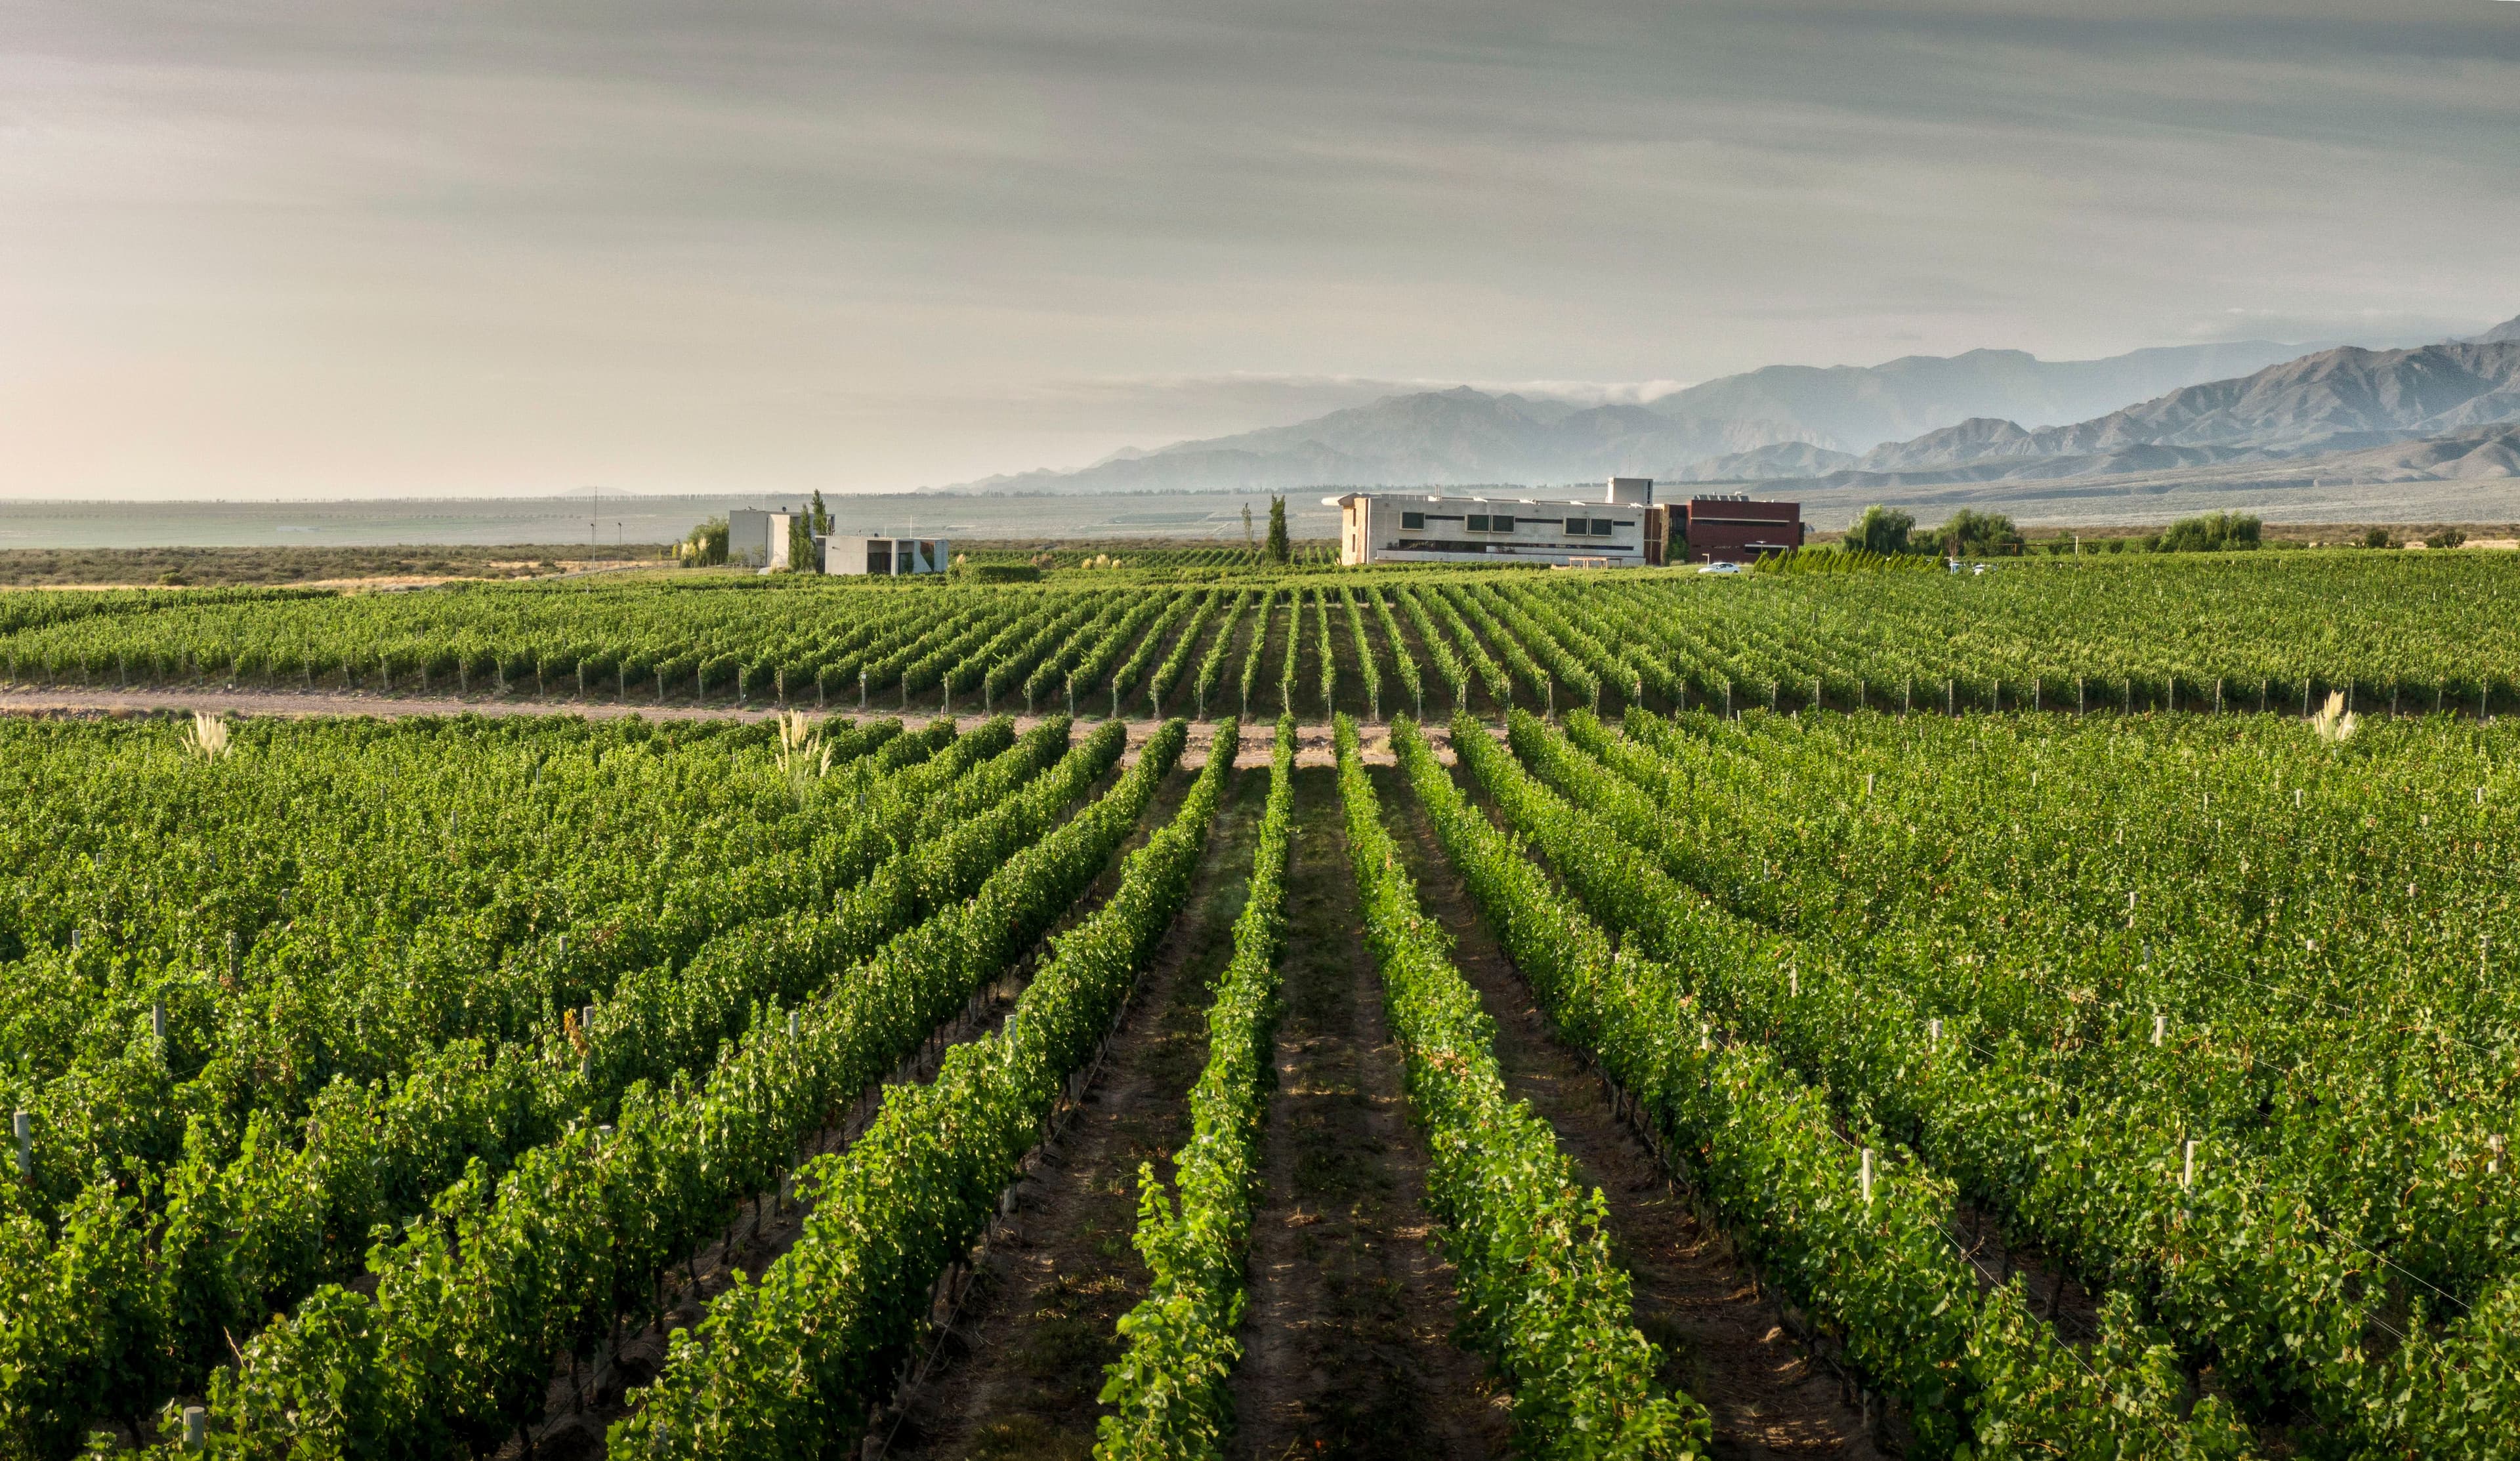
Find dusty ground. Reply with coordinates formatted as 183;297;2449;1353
489;755;1180;1461
1377;766;1888;1459
885;764;1267;1461
1228;766;1509;1461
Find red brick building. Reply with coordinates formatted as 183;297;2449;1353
1679;495;1805;564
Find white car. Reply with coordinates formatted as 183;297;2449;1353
1696;561;1744;575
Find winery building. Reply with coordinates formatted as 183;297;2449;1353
1324;479;1660;567
1326;478;1805;568
823;536;950;576
1677;493;1805;564
725;508;798;569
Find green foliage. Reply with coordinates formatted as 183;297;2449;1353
612;720;1227;1460
2156;512;2261;553
1338;714;1713;1459
0;716;1144;1454
1096;717;1295;1460
1933;509;2021;558
1752;546;1935;575
1535;704;2520;1455
681;516;729;567
7;554;2520;720
190;720;1169;1458
1265;497;1291;566
1442;712;2276;1457
1847;504;1916;555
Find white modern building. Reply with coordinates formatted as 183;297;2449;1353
1324;478;1662;567
824;536;951;576
726;508;798;569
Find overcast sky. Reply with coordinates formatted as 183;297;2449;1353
3;0;2517;499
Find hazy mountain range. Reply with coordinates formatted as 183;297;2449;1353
1812;339;2520;486
934;315;2520;501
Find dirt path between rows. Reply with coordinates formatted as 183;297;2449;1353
1228;766;1506;1461
1377;764;1887;1461
884;765;1267;1461
0;686;1463;768
494;760;1190;1461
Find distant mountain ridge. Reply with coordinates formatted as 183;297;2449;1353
935;339;2324;495
1829;339;2520;481
930;314;2520;495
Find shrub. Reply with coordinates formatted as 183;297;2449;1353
1933;510;2022;558
1847;504;1916;555
2156;512;2261;553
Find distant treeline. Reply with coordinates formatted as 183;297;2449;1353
1837;506;2496;559
0;543;665;588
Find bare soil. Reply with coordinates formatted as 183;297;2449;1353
492;758;1191;1461
1376;764;1889;1460
1228;766;1507;1461
883;760;1267;1461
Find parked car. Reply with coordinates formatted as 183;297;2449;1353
1696;561;1744;575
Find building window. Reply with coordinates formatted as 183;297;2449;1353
1490;514;1515;533
1466;514;1489;533
1402;512;1425;531
1591;518;1614;536
1564;516;1588;535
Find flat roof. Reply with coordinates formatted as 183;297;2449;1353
1323;491;1617;508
